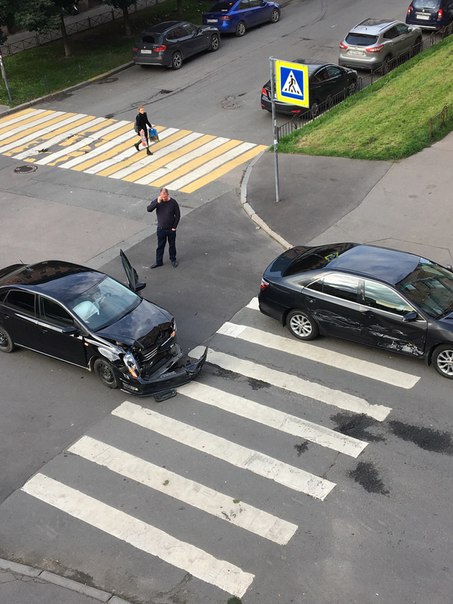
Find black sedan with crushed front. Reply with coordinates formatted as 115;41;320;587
259;243;453;378
0;253;206;394
132;20;220;70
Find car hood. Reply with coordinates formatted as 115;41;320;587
95;299;173;348
439;311;453;324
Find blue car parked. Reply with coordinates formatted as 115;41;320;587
202;0;280;37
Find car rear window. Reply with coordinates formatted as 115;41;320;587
345;33;379;46
412;0;440;8
210;1;235;11
142;34;157;43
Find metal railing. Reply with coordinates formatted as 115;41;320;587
428;104;453;140
0;0;160;57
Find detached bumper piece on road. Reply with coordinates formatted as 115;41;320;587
119;346;208;396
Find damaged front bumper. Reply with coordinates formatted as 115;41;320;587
118;345;208;396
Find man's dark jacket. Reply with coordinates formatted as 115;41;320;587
147;197;181;229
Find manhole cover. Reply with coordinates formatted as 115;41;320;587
14;165;38;173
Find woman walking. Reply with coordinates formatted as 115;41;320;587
134;105;153;156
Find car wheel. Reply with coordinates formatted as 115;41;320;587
94;357;119;389
286;310;319;341
381;55;392;74
209;33;220;51
309;100;320;119
412;37;422;56
432;345;453;379
235;21;246;37
171;51;183;70
326;95;334;109
348;81;357;96
0;326;14;353
270;8;280;23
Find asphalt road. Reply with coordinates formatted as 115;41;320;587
2;0;452;603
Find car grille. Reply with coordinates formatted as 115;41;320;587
135;325;174;367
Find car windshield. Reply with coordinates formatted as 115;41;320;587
397;259;453;318
345;33;378;46
68;275;141;330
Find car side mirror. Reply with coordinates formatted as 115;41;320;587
403;311;418;322
63;325;79;335
447;264;453;272
135;282;146;293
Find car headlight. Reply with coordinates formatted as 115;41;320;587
124;351;140;378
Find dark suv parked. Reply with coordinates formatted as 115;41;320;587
406;0;453;30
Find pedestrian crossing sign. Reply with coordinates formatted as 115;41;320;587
275;60;309;107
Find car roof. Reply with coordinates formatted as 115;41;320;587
142;21;187;34
276;243;421;285
350;18;400;34
293;60;336;75
0;260;105;302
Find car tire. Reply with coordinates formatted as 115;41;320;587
309;100;320;119
432;345;453;379
348;81;357;96
171;51;183;70
270;8;280;23
209;33;220;51
235;21;246;36
381;55;392;74
286;310;319;341
326;95;334;109
0;326;14;353
412;37;422;56
94;357;119;389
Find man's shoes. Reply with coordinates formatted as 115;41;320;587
134;143;140;151
146;149;153;156
171;260;179;268
150;263;163;269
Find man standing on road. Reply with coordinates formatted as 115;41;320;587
147;187;180;268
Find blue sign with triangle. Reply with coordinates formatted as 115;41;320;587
275;60;309;107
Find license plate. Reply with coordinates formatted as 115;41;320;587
350;49;364;56
206;19;217;23
416;14;430;20
141;49;152;54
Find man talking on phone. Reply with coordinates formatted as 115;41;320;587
147;187;181;268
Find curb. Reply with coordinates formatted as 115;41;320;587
240;148;292;251
0;62;133;118
0;558;132;604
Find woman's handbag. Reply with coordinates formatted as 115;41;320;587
149;127;159;142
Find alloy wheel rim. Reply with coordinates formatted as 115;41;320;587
100;361;115;384
290;315;312;337
437;350;453;376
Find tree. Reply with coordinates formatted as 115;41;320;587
0;0;19;44
13;0;79;58
102;0;134;36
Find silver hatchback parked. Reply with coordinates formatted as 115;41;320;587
339;18;423;71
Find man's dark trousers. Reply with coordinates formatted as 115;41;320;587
156;227;176;265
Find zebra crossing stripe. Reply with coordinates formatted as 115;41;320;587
112;401;336;500
166;141;256;191
0;108;43;132
190;347;392;421
22;473;254;598
69;436;297;545
217;320;420;389
0;111;68;151
178;382;367;458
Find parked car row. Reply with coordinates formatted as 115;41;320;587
132;0;281;70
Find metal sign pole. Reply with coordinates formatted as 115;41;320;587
0;49;12;104
270;57;280;203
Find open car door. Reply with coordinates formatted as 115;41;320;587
120;249;146;293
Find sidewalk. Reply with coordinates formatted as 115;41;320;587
243;131;453;266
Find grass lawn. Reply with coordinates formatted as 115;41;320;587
277;35;453;161
0;0;210;107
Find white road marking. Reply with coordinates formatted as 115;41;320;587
178;381;367;458
113;401;336;500
0;111;68;151
35;119;126;165
69;436;297;545
0;108;44;131
217;320;420;389
166;141;255;190
22;474;254;598
124;136;230;184
13;115;103;160
190;347;392;421
88;128;198;176
59;124;133;168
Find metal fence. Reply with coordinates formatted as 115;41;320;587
428;103;453;140
0;0;161;57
